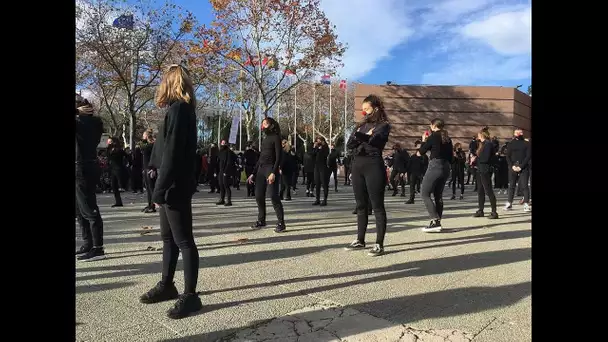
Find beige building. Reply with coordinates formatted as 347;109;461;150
353;84;531;152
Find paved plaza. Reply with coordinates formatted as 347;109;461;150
76;183;531;341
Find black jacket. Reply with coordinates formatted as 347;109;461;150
280;150;297;175
75;114;104;164
327;149;340;168
505;137;531;169
469;139;479;156
312;144;330;169
254;133;282;176
408;154;424;175
347;122;391;157
218;146;237;176
131;147;143;169
142;142;155;170
149;100;198;204
477;141;496;173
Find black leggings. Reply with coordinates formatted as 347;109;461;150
280;172;293;199
76;164;104;248
145;171;157;207
255;165;284;223
159;197;198;294
421;159;451;220
110;170;123;205
477;170;497;213
245;167;255;196
408;173;421;201
451;167;465;195
305;171;315;192
314;166;329;200
352;156;387;246
218;174;232;202
390;169;405;193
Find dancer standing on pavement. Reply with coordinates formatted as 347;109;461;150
216;139;236;206
473;128;499;219
450;143;466;200
504;129;532;212
139;64;202;319
312;137;330;206
303;147;316;197
75;95;106;262
405;141;424;204
344;94;391;256
389;143;409;197
248;117;286;233
243;144;259;197
327;144;340;192
107;137;126;207
142;129;157;213
418;119;453;233
279;139;295;201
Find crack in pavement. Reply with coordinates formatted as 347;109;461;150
221;301;473;342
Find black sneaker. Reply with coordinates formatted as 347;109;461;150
392;191;398;197
320;200;327;207
312;200;320;205
400;192;406;197
405;200;414;204
139;281;179;304
215;200;225;205
473;211;484;217
352;209;357;214
224;201;232;207
167;293;203;319
344;240;366;251
421;220;442;233
488;212;499;219
285;197;292;201
368;244;384;257
111;204;123;208
77;247;106;262
274;222;287;233
251;221;266;230
450;195;456;200
141;206;150;212
459;195;464;200
144;207;156;213
75;245;91;256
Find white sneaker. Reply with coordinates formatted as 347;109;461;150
523;203;531;212
504;203;512;211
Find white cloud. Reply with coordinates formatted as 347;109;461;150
461;7;531;55
320;0;414;80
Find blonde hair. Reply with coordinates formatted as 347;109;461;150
155;64;196;108
282;139;291;152
476;127;491;155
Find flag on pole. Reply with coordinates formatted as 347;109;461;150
320;75;331;85
113;14;134;30
339;79;347;90
284;66;296;75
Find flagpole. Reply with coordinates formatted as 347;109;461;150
258;89;262;148
343;79;347;154
293;79;297;152
239;79;243;151
329;79;332;146
218;83;222;145
312;84;316;142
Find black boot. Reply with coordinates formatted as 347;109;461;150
166;293;203;319
320;199;327;206
274;221;287;233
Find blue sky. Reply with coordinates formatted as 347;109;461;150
139;0;532;88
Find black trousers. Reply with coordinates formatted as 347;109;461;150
110;170;123;205
495;165;508;189
218;174;232;202
421;159;451;220
233;170;241;189
344;166;351;185
314;166;329;201
245;166;255;196
477;170;497;213
451;167;465;195
352;156;387;246
159;196;198;294
280;172;293;199
466;168;476;184
305;171;315;192
292;170;299;189
329;167;338;190
301;169;306;185
255;165;284;223
408;173;422;201
508;168;530;204
207;167;218;191
131;167;143;191
390;169;406;193
145;171;157;207
76;163;104;248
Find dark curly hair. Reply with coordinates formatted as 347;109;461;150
359;94;389;127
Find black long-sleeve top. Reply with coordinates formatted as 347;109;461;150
468;139;479;156
142;143;155;170
346;122;391;157
75;114;104;163
312;144;330;169
254;133;282;176
218;146;237;176
452;149;466;171
392;149;410;173
131;147;143;169
303;151;316;172
149;100;197;204
418;131;453;163
280;150;296;175
327;149;340;168
107;147;127;171
243;149;259;168
477;141;495;173
505;136;531;169
407;154;424;175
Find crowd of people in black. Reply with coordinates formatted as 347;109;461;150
76;66;531;320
